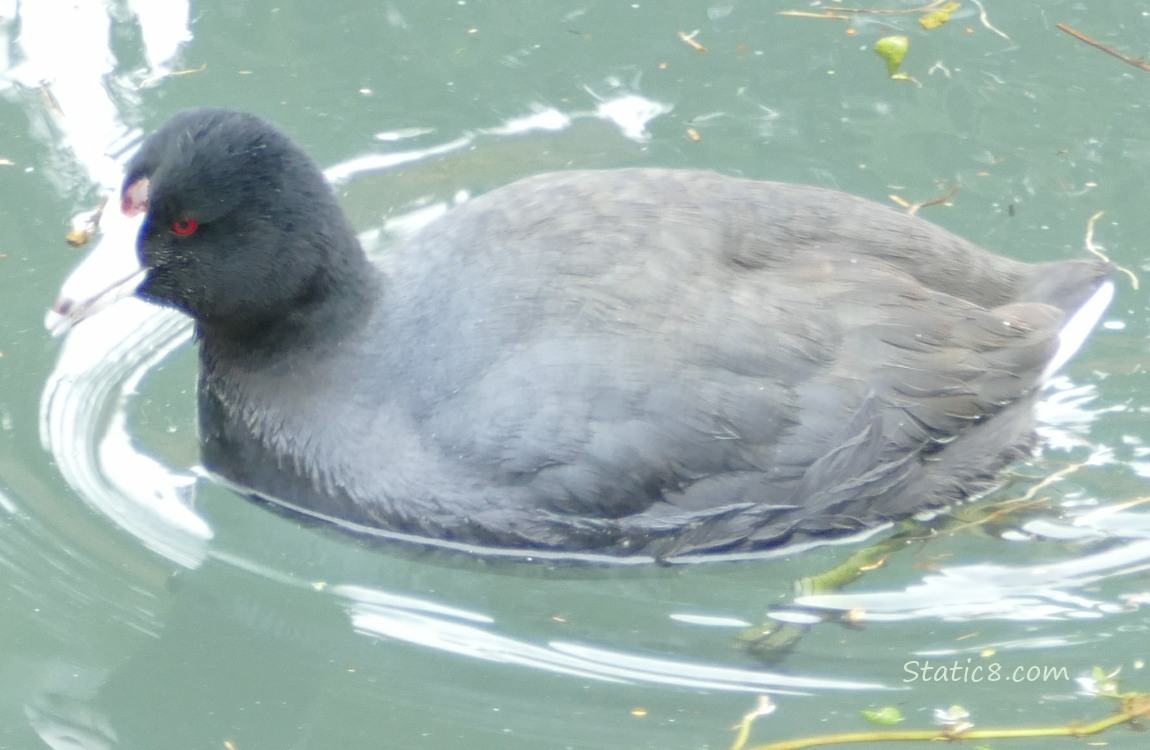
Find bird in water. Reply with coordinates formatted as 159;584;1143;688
48;109;1114;562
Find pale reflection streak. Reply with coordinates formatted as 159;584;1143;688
0;0;191;191
339;584;883;694
797;538;1150;622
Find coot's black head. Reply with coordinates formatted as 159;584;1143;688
121;109;364;339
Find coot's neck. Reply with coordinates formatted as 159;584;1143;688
198;236;382;371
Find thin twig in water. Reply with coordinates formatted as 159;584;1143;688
969;0;1010;42
777;10;850;20
138;64;208;89
1016;462;1084;504
890;184;960;216
777;10;851;19
909;183;959;215
826;0;949;16
1058;23;1150;72
730;696;776;750
1085;210;1139;290
678;30;707;53
38;81;64;116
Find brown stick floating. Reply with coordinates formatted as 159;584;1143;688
1057;23;1150;72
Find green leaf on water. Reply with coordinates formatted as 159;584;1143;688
874;35;909;78
920;2;960;30
861;706;904;726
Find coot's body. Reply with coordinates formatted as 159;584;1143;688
48;110;1114;561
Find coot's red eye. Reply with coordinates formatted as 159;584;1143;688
172;218;198;236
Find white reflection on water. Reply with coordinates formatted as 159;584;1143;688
0;487;16;515
40;299;207;566
1035;376;1124;456
0;0;190;193
201;547;881;694
796;537;1150;623
340;584;882;695
25;693;119;750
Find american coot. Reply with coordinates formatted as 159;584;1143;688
47;109;1114;561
